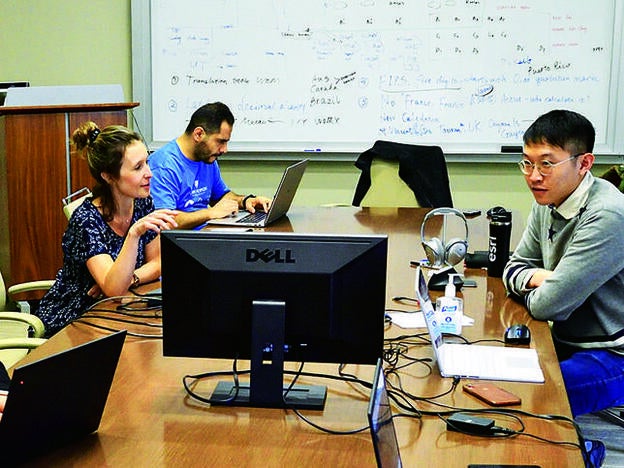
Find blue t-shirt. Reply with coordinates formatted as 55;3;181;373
149;139;230;212
36;197;158;336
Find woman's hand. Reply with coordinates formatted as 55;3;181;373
128;209;179;237
87;283;103;298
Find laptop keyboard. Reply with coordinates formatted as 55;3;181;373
236;211;267;224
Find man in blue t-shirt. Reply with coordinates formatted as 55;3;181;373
149;102;271;229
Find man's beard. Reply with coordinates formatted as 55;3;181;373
194;142;217;163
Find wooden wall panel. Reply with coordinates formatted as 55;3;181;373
5;113;66;283
0;103;137;286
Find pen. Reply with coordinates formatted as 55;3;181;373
304;148;321;152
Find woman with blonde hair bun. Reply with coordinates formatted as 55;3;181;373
35;122;178;336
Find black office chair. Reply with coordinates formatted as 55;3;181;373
599;164;624;193
352;140;453;208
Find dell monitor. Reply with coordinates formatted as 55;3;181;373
160;230;388;410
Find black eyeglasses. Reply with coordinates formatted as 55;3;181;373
517;152;585;176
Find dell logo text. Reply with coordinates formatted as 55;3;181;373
246;248;296;264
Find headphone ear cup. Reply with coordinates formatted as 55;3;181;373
422;237;445;267
445;237;468;266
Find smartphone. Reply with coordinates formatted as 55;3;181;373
463;383;521;406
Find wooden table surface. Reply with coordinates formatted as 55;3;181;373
14;207;584;467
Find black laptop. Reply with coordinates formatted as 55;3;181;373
0;330;126;464
368;358;403;468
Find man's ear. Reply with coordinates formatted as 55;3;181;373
191;126;205;142
579;153;595;174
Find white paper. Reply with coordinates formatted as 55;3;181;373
388;311;474;329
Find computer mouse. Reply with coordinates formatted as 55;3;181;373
504;324;531;345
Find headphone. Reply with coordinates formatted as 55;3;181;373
420;207;469;268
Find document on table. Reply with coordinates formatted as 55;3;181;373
387;311;474;329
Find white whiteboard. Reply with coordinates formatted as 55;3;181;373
132;0;624;156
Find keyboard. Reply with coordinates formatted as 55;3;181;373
236;211;267;224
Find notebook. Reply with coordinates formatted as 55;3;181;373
206;159;308;227
367;358;403;468
0;330;126;463
414;267;545;383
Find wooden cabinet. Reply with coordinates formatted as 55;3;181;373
0;102;138;286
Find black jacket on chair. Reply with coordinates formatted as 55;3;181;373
0;361;9;391
352;140;453;207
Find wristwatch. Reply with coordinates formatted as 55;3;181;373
131;273;140;289
242;194;256;209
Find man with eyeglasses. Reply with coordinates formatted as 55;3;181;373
149;102;271;230
503;109;624;418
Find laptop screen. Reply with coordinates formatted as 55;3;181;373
0;331;126;463
367;358;402;468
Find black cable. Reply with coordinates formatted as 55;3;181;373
374;365;590;460
180;361;417;433
436;408;588;463
392;296;419;304
77;314;162;328
116;299;162;311
183;358;244;405
384;332;430;344
72;318;162;338
85;295;146;310
129;288;162;298
86;307;161;319
468;338;507;345
413;392;591;463
283;362;370;435
177;353;591;465
438;410;524;438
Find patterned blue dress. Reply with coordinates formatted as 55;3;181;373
36;196;158;336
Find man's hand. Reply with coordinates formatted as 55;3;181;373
244;196;272;213
528;268;553;288
210;197;240;219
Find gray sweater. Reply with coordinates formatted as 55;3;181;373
503;174;624;351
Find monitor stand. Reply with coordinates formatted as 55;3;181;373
210;300;327;410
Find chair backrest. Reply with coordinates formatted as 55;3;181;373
0;312;47;369
352;140;453;208
599;165;624;193
0;272;50;367
62;187;92;220
359;159;419;207
0;271;6;311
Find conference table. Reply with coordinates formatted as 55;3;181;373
14;206;584;467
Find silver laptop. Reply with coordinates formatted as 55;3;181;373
414;267;544;383
368;358;403;468
0;331;126;464
207;159;308;227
